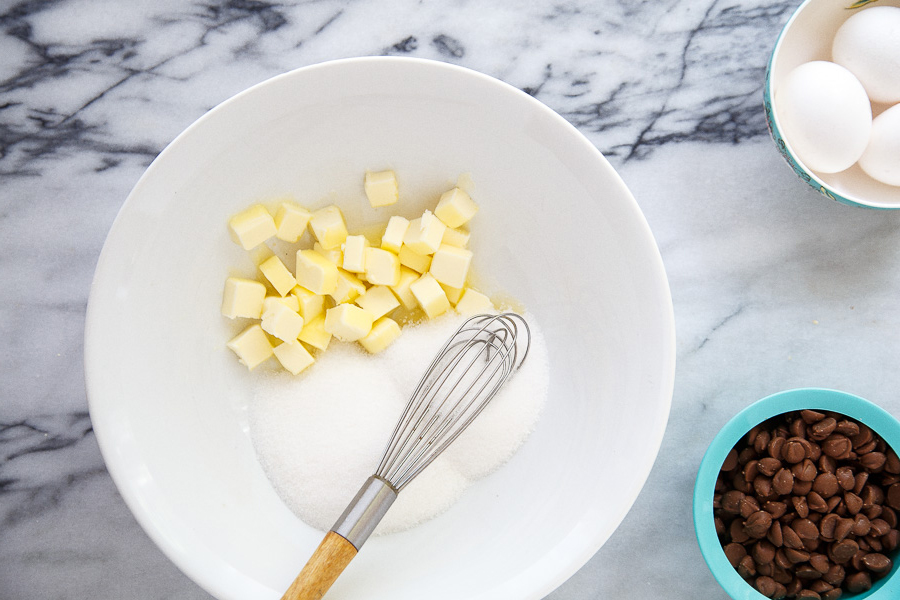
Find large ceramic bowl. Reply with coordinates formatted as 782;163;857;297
764;0;900;209
85;57;675;600
694;388;900;600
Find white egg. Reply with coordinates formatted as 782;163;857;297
832;6;900;105
859;104;900;187
774;61;872;174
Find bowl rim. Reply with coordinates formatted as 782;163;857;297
763;0;900;210
693;387;900;600
85;55;677;600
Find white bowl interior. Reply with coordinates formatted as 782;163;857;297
85;58;675;600
769;0;900;208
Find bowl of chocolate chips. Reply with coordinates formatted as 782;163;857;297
694;388;900;600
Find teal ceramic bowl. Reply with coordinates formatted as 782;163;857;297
764;0;900;209
694;388;900;599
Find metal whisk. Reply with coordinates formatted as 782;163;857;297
281;313;531;600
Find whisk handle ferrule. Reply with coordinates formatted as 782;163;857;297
332;475;398;549
280;476;397;600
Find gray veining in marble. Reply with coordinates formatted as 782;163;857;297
2;0;900;599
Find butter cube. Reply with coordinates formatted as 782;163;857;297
342;235;369;273
429;244;473;289
291;286;325;321
398;245;432;274
296;249;338;295
410;273;450;319
381;216;409;253
298;315;332;351
359;317;401;354
261;302;305;343
364;170;399;208
365;248;401;286
263;294;300;314
455;288;493;314
222;277;266;319
309;205;348;250
390;266;420;310
440;283;464;305
324;304;375;342
403;210;446;255
273;341;315;375
330;269;367;304
313;242;343;266
442;227;470;248
249;244;275;266
227;324;273;369
228;204;276;250
259;255;297;297
355;285;400;319
434;187;478;228
274;201;311;243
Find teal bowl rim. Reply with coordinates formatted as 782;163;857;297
762;0;899;211
693;388;900;600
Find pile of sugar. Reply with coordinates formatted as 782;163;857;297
248;313;549;534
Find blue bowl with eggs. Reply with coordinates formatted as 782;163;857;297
764;0;900;209
694;388;900;600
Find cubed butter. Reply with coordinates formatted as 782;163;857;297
342;235;369;273
263;294;300;314
440;283;464;305
329;269;367;304
309;205;348;250
364;170;399;208
261;302;305;343
398;245;432;274
249;244;275;266
355;285;400;319
380;216;409;253
441;227;470;248
228;204;276;250
227;324;273;369
272;341;315;375
259;255;297;297
298;315;332;351
296;249;338;295
410;273;450;319
429;244;473;289
365;247;401;286
455;288;493;314
324;304;375;342
434;187;478;228
221;277;266;319
291;285;325;321
274;201;311;243
313;242;343;266
403;210;446;255
359;317;401;354
390;266;420;310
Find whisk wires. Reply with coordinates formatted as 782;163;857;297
375;313;531;490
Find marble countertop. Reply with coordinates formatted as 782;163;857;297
2;0;900;598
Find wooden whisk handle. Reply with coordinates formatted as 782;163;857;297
281;531;358;600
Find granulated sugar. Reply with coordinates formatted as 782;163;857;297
248;313;548;534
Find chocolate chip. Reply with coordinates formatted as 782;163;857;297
807;491;829;513
809;552;830;573
802;410;826;424
844;492;863;516
755;430;772;455
784;439;808;464
813;473;840;498
793;479;813;496
887;483;900;510
722;448;738;471
768;520;784;547
835;466;855;491
869;518;890;537
793;459;818;482
769;436;786;460
754;539;777;565
861;552;892;573
834;420;859;437
823;435;852;460
773;469;794;496
745;460;760;482
822;588;842;600
844;571;871;593
885;450;900;474
794;518;819;540
765;501;788;519
738;554;756;578
882;529;899;552
784;547;811;564
796;590;821;599
860;451;887;471
745;511;774;538
793;495;810;519
834;518;854;542
783;525;803;550
853;472;869;495
810;418;837;440
823;563;845;586
819;514;839;540
740;496;761;519
851;514;871;537
724;542;747;567
758;457;782;477
830;539;859;563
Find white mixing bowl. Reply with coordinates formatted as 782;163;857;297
85;57;675;600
